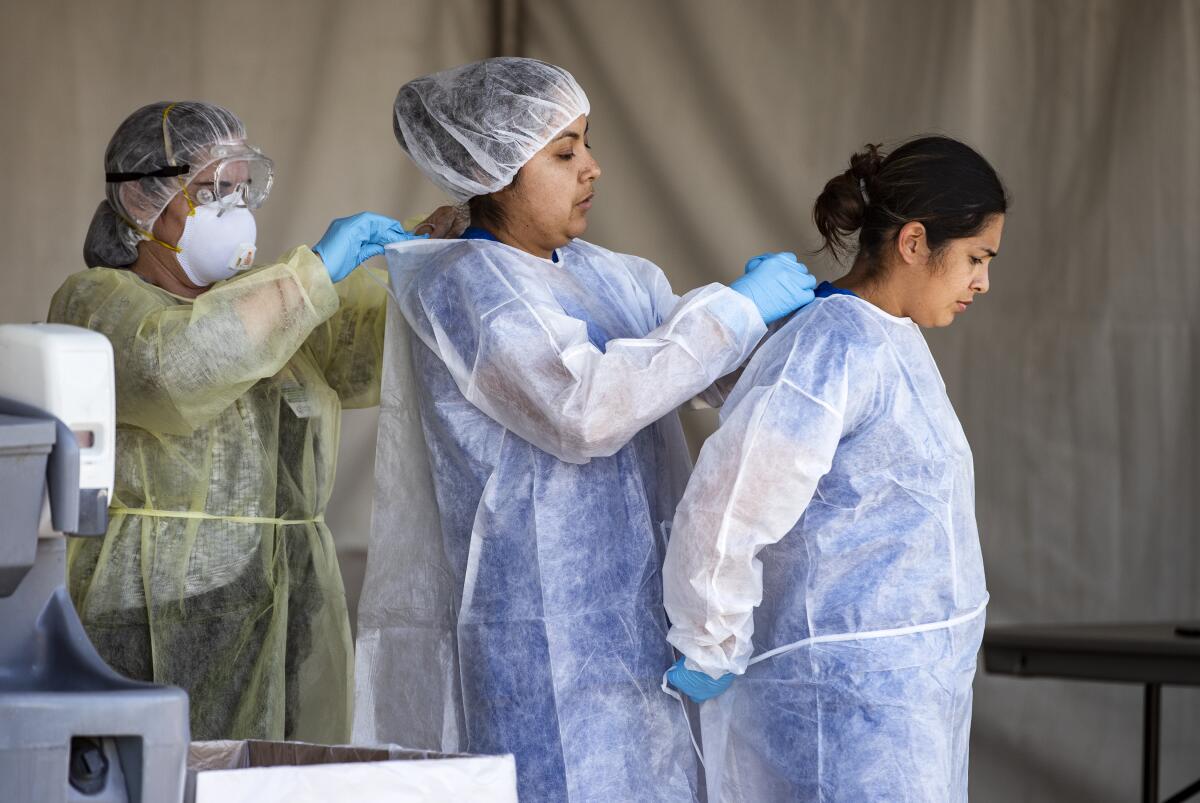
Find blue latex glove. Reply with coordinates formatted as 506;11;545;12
666;657;735;703
313;212;423;282
742;252;776;274
729;251;817;324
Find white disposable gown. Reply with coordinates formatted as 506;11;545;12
355;237;765;802
663;291;988;802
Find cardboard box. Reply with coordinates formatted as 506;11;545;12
185;740;518;802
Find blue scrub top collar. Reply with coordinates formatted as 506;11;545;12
815;281;857;298
461;226;559;263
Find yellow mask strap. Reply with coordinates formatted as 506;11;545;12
161;102;197;218
145;230;183;253
118;211;182;254
178;182;198;217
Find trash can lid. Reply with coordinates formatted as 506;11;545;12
0;414;56;452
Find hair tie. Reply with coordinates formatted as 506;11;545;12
858;177;870;206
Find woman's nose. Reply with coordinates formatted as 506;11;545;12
972;266;990;295
582;151;601;182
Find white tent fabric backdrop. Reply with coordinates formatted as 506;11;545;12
3;0;1196;799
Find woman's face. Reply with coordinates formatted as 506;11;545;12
490;115;600;258
148;161;224;246
906;214;1004;327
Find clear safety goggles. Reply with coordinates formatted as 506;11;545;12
106;142;275;215
186;144;275;213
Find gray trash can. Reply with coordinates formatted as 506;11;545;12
0;411;189;803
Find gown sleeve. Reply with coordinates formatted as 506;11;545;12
662;305;867;676
303;266;389;409
47;246;339;435
406;248;767;463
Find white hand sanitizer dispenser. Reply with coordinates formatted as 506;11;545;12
0;323;115;535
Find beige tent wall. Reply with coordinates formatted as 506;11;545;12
0;0;493;623
2;1;1197;800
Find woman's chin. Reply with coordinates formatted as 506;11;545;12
565;218;589;240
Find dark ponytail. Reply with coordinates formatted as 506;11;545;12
813;136;1008;276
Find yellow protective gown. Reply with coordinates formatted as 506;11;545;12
47;246;385;742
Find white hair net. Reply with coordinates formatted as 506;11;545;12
392;57;590;202
84;101;252;267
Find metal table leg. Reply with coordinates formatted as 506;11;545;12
1164;777;1200;803
1139;683;1200;803
1143;683;1161;803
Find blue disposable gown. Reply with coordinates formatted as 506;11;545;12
355;237;765;802
663;290;988;802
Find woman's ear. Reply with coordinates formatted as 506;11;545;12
895;221;928;266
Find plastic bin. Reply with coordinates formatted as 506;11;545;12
185;740;519;802
0;413;53;595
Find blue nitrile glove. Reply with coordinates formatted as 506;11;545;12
667;657;735;703
729;251;817;324
313;212;424;282
742;252;775;274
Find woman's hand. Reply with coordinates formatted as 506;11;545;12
314;212;421;282
666;656;735;703
730;251;817;324
411;205;469;239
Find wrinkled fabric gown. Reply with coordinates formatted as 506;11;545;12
49;248;383;741
355;237;764;802
664;291;988;802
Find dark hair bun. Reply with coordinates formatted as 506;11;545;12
82;200;139;268
813;143;883;255
811;136;1007;268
